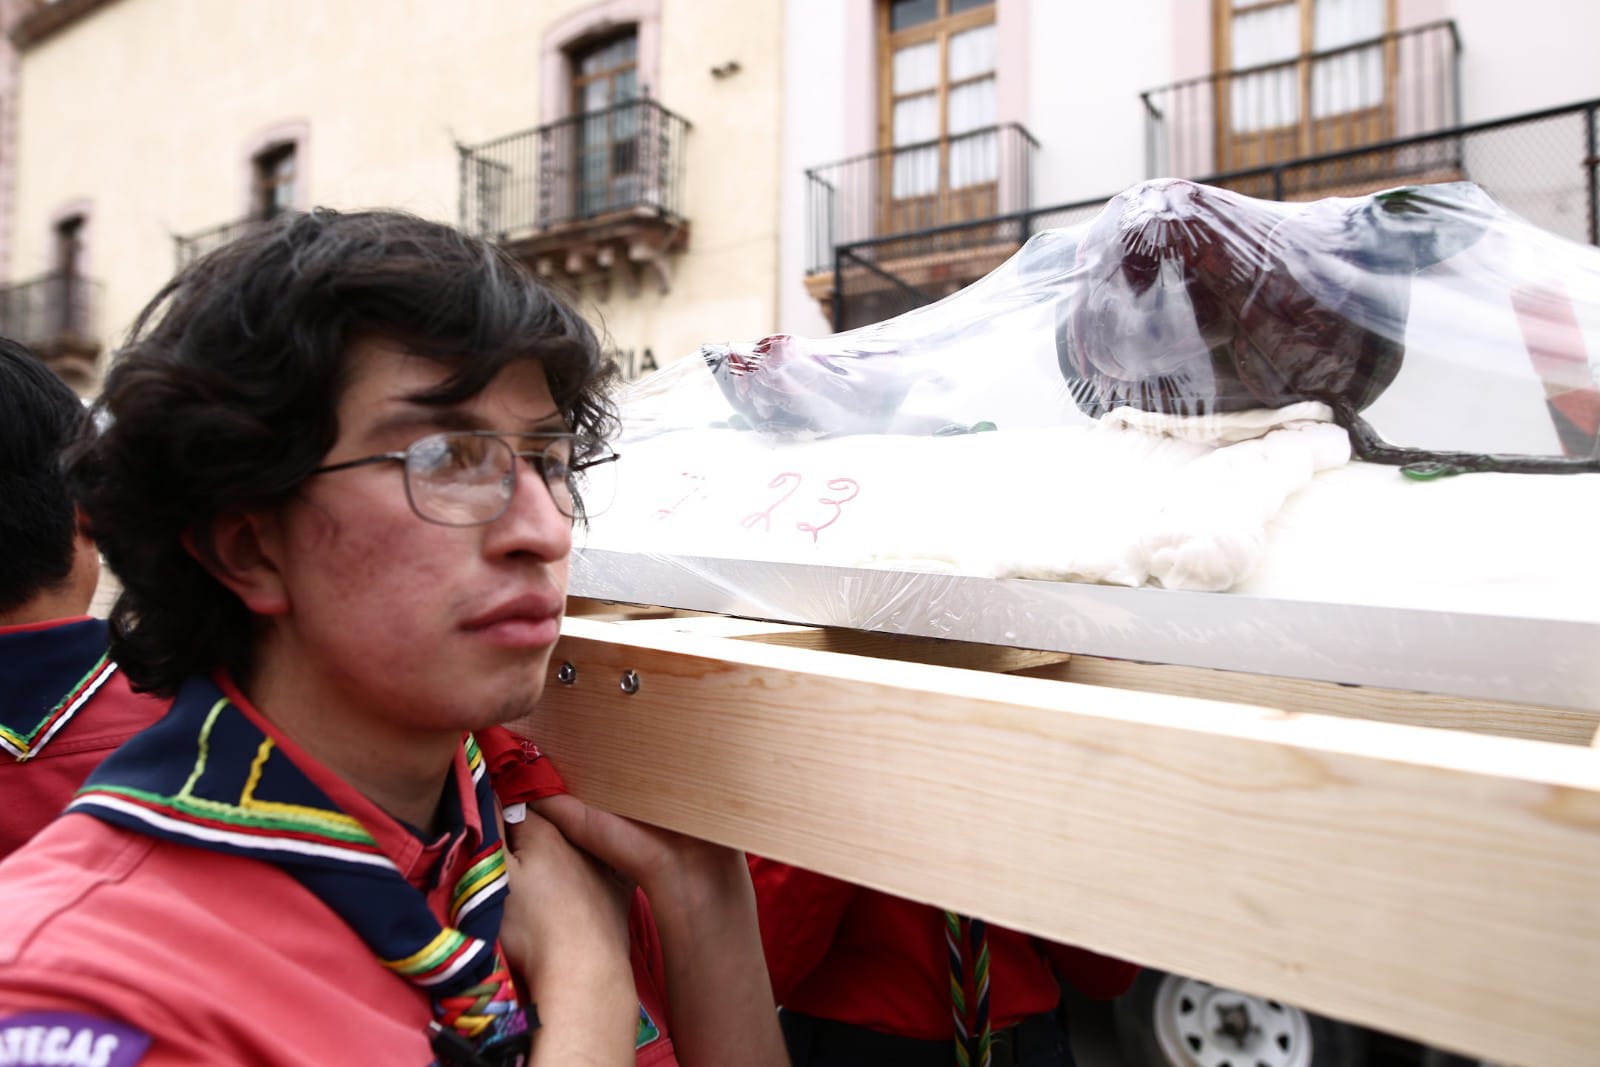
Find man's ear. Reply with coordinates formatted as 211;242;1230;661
182;508;290;616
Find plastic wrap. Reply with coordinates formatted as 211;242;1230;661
571;179;1600;706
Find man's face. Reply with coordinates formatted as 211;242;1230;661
261;338;573;736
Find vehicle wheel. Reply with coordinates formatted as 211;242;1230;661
1112;970;1366;1067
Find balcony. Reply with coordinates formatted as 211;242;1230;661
458;98;691;297
172;216;274;271
1141;20;1462;200
0;271;103;389
803;123;1038;327
825;98;1600;338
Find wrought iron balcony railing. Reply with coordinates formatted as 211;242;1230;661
458;97;691;241
174;216;273;271
0;270;102;348
1140;20;1461;182
824;98;1600;330
805;123;1039;273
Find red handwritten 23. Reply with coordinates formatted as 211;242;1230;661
741;472;802;531
796;479;860;543
741;473;860;543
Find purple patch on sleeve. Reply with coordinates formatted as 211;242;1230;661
0;1012;150;1066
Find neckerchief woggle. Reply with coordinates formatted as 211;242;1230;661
69;674;533;1067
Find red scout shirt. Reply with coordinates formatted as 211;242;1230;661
750;858;1139;1041
0;617;167;859
0;678;677;1066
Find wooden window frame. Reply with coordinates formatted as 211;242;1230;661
875;0;998;232
1211;0;1398;174
567;29;643;221
251;141;297;222
569;31;639;116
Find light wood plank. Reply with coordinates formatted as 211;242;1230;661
1017;655;1600;746
619;615;1072;673
516;617;1600;1067
621;616;1595;741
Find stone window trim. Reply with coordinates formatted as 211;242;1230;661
540;0;661;125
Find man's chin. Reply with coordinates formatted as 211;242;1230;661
487;688;543;728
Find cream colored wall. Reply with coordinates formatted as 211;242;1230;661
10;0;782;384
579;0;784;365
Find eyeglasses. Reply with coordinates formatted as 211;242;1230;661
308;431;620;526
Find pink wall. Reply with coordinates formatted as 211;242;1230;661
0;0;23;284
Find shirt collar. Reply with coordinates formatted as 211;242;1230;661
0;616;110;747
214;670;484;883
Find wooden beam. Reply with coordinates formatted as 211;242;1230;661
515;617;1600;1067
1017;655;1600;746
564;596;687;621
617;615;1071;673
594;612;1597;742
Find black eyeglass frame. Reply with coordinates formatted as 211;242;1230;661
307;430;620;526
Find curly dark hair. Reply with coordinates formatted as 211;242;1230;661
71;208;619;695
0;337;91;615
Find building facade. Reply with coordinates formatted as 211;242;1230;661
4;0;784;390
781;0;1600;332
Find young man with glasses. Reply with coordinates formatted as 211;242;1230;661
0;339;168;860
0;210;786;1066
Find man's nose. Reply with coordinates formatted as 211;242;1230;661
484;460;573;558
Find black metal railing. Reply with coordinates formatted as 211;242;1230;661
0;271;102;346
829;196;1107;330
1141;20;1461;182
805;123;1039;273
458;97;690;240
174;216;270;271
827;98;1600;329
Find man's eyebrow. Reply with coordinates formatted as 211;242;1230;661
364;405;570;440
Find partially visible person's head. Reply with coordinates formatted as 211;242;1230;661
72;209;618;699
0;338;97;622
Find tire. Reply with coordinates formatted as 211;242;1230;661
1112;970;1366;1067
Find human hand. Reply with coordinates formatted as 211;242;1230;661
531;795;787;1066
528;793;750;917
498;806;634;1014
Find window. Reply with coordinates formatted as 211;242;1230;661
52;214;85;336
53;214;84;277
252;142;297;221
1216;0;1392;168
878;0;997;227
570;31;641;218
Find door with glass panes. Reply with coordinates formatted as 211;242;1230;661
878;0;997;236
572;32;641;219
1215;0;1394;173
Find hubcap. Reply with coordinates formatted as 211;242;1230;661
1151;975;1315;1067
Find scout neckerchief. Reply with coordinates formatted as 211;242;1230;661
945;911;992;1067
68;674;532;1067
0;617;119;761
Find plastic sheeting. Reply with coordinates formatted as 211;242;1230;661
572;179;1600;689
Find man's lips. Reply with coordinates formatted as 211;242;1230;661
463;594;565;647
